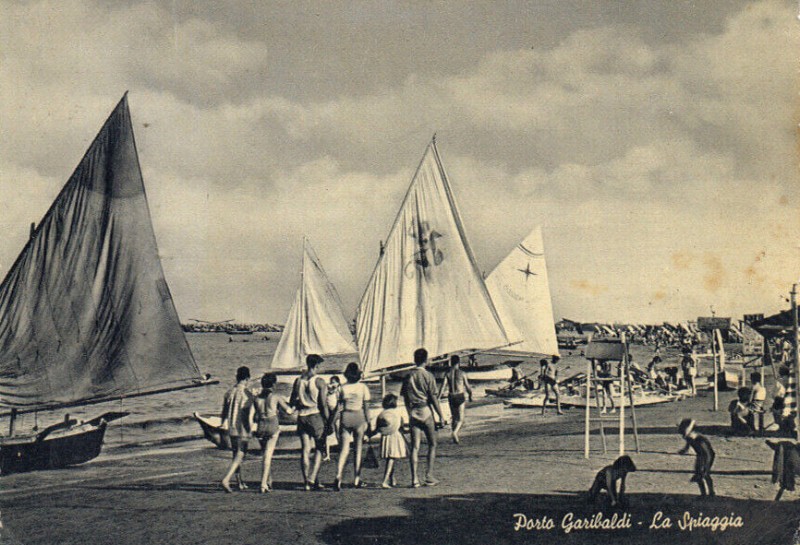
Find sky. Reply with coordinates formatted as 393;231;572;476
0;0;798;325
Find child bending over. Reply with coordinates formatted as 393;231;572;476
587;455;637;507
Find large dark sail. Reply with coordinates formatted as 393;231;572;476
0;94;202;411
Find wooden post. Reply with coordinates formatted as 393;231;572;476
9;408;17;436
381;375;387;400
712;330;719;411
619;361;625;456
584;358;591;459
792;284;800;442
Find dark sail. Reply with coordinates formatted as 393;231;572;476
0;94;203;410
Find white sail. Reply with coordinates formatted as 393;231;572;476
485;227;559;357
356;139;508;375
271;238;357;369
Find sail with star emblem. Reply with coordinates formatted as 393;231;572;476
271;237;357;370
356;138;508;375
485;227;559;357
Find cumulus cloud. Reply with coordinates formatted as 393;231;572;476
0;0;797;324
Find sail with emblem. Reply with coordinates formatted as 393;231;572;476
271;238;357;370
485;227;559;357
0;93;209;413
356;138;508;375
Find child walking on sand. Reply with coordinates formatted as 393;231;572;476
678;418;715;497
374;394;408;488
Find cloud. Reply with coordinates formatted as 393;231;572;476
0;0;797;324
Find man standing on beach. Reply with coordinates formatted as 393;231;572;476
401;348;446;487
290;354;330;490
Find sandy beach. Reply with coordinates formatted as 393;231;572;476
2;384;797;545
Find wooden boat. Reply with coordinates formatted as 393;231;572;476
0;95;216;474
506;391;680;409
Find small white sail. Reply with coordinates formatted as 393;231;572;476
485;227;559;357
356;139;508;375
271;238;357;369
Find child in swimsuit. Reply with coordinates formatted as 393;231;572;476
324;376;341;461
678;418;715;497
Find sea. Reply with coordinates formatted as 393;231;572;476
5;333;718;453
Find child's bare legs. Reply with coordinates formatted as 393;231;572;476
335;428;353;487
704;476;715;497
382;459;395;488
541;386;550;415
260;431;280;492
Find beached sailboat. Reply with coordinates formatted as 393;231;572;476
480;227;559;386
0;94;216;474
270;237;358;376
356;137;509;378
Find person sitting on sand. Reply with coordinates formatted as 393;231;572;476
508;366;525;391
401;348;446;487
251;373;293;493
373;393;408;488
728;387;753;435
221;366;255;492
437;355;473;443
587;455;637;507
539;357;564;416
332;362;371;490
678;418;715;497
290;354;331;490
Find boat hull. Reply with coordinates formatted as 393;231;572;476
0;421;107;475
506;392;679;409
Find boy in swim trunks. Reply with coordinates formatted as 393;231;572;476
290;354;331;490
401;348;446;487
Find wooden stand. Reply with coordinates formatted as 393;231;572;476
583;335;640;459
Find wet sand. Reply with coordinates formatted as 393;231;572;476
1;388;798;545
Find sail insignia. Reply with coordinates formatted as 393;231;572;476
485;226;559;357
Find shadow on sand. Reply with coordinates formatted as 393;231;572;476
320;491;799;545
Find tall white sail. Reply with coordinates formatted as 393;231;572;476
271;238;357;369
485;227;559;357
356;139;508;375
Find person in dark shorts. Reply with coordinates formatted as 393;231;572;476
437;355;473;444
587;455;637;507
220;366;255;492
401;348;446;487
290;354;331;490
678;418;715;497
539;356;564;415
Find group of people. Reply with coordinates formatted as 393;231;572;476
729;367;796;437
218;347;475;492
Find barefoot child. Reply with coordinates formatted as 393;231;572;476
374;394;408;488
324;376;341;461
678;418;715;497
587;455;637;507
